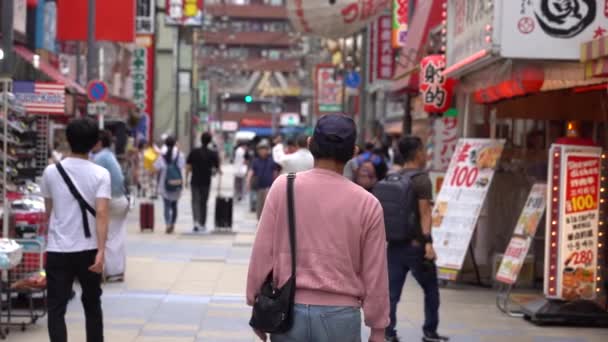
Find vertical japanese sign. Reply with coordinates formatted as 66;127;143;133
136;0;155;34
132;35;155;141
315;65;343;115
392;0;409;48
165;0;203;26
546;145;602;301
420;55;456;113
496;183;547;285
376;14;395;80
432;115;458;171
199;80;209;110
432;139;505;280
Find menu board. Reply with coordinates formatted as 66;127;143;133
432;139;505;280
545;145;602;301
496;184;547;285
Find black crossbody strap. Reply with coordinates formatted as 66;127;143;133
286;173;296;279
56;162;96;238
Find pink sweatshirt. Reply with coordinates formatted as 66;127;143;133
246;168;390;341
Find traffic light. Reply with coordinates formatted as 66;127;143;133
244;95;253;103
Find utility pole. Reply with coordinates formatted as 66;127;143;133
87;0;97;82
174;28;181;137
358;27;368;145
1;0;14;240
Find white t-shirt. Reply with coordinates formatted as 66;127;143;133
234;146;247;177
40;158;112;253
277;148;315;174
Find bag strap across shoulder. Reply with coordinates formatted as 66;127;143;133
56;162;96;238
286;173;296;280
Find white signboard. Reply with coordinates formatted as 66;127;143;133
432;138;505;280
496;183;547;285
500;0;608;60
545;144;602;301
14;0;26;37
446;0;495;69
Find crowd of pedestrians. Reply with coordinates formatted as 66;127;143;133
41;114;447;342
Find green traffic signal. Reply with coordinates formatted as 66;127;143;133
245;95;253;103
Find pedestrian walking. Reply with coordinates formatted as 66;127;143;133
154;136;186;234
185;133;221;232
275;135;314;174
375;136;448;342
246;140;280;219
41;118;110;342
247;114;389;342
92;130;129;282
233;142;248;201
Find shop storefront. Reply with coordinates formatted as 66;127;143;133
439;0;608;324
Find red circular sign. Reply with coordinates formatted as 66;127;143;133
518;17;535;35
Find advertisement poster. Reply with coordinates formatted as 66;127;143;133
496;183;547;285
501;0;608;60
431;139;505;280
392;0;409;48
132;35;155;142
432;115;458;172
315;65;343;115
165;0;203;26
545;144;602;301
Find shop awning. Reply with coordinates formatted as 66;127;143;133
14;45;86;94
240;127;273;136
391;0;443;92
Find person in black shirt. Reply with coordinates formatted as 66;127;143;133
186;133;221;232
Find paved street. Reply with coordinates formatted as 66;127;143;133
5;166;608;342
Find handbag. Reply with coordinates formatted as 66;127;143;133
249;173;297;333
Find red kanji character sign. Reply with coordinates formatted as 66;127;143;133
419;55;457;113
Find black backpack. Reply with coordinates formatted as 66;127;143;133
372;170;423;242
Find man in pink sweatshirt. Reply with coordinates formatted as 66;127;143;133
246;114;390;342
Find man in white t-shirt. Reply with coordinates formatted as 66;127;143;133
276;135;315;174
233;142;248;201
40;118;111;342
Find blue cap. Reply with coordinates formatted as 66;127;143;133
313;114;357;150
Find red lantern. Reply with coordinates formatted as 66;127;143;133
420;55;456;113
473;66;544;104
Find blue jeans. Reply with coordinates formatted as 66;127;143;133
162;198;178;225
386;242;440;337
271;304;361;342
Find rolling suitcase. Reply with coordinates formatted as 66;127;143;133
140;201;154;232
214;176;233;230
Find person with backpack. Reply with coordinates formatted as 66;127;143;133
373;136;448;342
185;133;221;232
355;143;388;191
40;118;110;342
154;136;185;234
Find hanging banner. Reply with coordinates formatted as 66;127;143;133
314;65;343;115
432;138;505;280
132;35;155;142
376;14;395;80
420;55;456;113
287;0;391;39
14;82;65;115
497;183;547;285
431;115;458;172
165;0;203;27
545;144;602;301
392;0;409;48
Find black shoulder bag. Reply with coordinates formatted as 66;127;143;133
249;173;297;333
56;162;96;238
